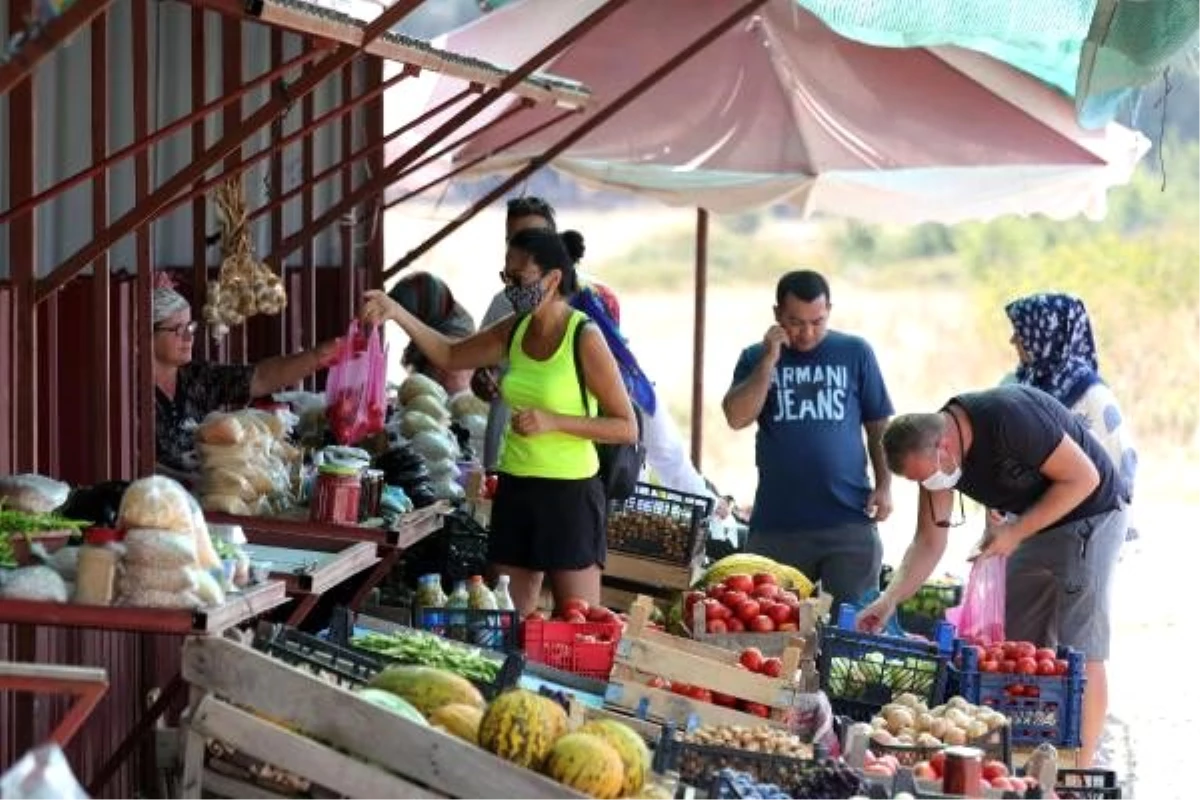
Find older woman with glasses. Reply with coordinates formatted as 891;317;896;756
153;278;338;480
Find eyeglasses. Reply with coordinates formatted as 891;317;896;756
498;270;541;288
155;321;197;338
925;490;966;529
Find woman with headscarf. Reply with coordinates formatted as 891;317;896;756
359;227;637;615
153;275;338;479
1005;292;1138;514
387;271;477;394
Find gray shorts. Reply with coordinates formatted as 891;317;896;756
746;523;882;614
1006;506;1127;661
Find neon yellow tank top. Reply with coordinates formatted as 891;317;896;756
498;311;599;479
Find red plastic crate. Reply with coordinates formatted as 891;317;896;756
521;618;622;681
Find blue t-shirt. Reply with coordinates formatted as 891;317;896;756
731;331;894;531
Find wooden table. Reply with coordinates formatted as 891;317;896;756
207;502;448;613
0;582;289;797
242;539;378;626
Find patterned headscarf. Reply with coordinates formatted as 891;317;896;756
1005;292;1102;408
387;272;476;371
570;280;657;415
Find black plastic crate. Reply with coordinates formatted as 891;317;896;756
710;768;794;799
655;729;814;792
881;567;963;639
414;606;520;652
252;621;382;688
606;482;713;565
867;722;1012;769
1052;769;1121;799
819;606;953;722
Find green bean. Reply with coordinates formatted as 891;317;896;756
352;630;500;683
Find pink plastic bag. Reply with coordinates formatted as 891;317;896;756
324;321;388;444
945;555;1007;646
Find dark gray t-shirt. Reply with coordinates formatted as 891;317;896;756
949;384;1125;524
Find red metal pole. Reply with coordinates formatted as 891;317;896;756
300;41;317;391
264;0;633;270
388;0;772;275
0;0;117;97
35;0;428;305
222;15;245;366
92;10;113;482
269;27;287;358
8;0;38;473
378;106;575;226
365;58;385;289
340;64;356;326
692;208;708;468
191;5;211;363
248;85;475;224
134;0;155;477
0;47;318;228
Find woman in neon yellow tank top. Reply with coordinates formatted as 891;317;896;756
360;228;637;615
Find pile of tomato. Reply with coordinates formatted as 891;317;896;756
683;573;806;635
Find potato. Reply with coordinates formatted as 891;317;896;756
895;693;923;710
966;719;990;740
945;709;970;729
927;718;948;739
871;730;898;747
917;733;943;749
896;732;915;745
943;726;968;746
884;707;916;732
916;712;934;732
947;696;970;711
871;717;889;730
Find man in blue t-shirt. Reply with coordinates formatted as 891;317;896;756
722;270;895;612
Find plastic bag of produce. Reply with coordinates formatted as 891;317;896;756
398;372;448;406
430;477;465;501
118;476;194;533
0;566;69;602
194;569;226;606
119;564;200;595
0;743;89;800
0;474;71;514
325;320;388;445
411;429;458;462
426;459;461;481
448;391;489;421
945;555;1006;645
123;530;198;570
184;492;221;571
407;393;450;424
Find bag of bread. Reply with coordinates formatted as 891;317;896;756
119;564;200;594
119;588;202;609
184;492;222;571
194;412;247;446
118;476;194;532
199;494;264;516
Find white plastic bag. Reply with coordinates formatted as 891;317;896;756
1;744;89;800
0;474;71;513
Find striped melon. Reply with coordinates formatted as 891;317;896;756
428;703;483;745
478;690;561;770
544;732;625;799
367;665;484;717
577;720;650;797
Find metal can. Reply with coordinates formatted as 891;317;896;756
310;469;362;526
359;469;385;521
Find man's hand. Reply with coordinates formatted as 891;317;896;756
856;595;896;634
980;510;1024;558
763;325;788;366
511;408;557;437
866;486;893;522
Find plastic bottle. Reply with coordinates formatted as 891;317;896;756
416;573;449;629
74;528;122;606
493;575;515;611
467;575;497;610
447;579;470;631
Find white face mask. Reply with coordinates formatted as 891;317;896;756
921;449;961;491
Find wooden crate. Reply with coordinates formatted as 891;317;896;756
689;593;832;662
605;596;817;730
178;636;582;799
605;551;703;590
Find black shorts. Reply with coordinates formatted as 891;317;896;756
488;473;607;572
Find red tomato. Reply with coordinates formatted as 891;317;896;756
1001;659;1018;674
980;659;1000;673
987;647;1006;663
689;687;713;704
912;763;937;781
929;752;946;777
564;610;587;624
1017;657;1039;675
752;572;777;586
671;682;692;696
741;701;770;718
683;590;706;618
982;761;1009;781
776;622;799;632
525;610;547;621
647;675;670;691
722;590;749;609
703;598;731;621
1035;647;1057;662
753;583;781;600
725;574;755;594
750;615;776;633
1024;684;1040;698
1007;684;1025;697
725;617;746;633
563;598;590;617
778;592;801;609
1013;641;1037;660
711;690;738;707
735;599;762;623
706;618;728;634
739;648;765;673
991;777;1015;791
1055;659;1070;675
766;602;792;625
706;584;728;601
761;657;784;678
1037;658;1058;676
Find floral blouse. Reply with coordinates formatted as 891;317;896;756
156;361;255;471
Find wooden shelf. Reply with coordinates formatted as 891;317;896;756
242;540;378;595
0;580;290;634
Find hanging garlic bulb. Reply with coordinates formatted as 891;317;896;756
200;176;288;340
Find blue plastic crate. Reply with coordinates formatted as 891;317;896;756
818;604;954;721
953;644;1086;747
414;606;520;651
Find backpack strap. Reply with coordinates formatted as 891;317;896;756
504;313;528;361
572;318;643;441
